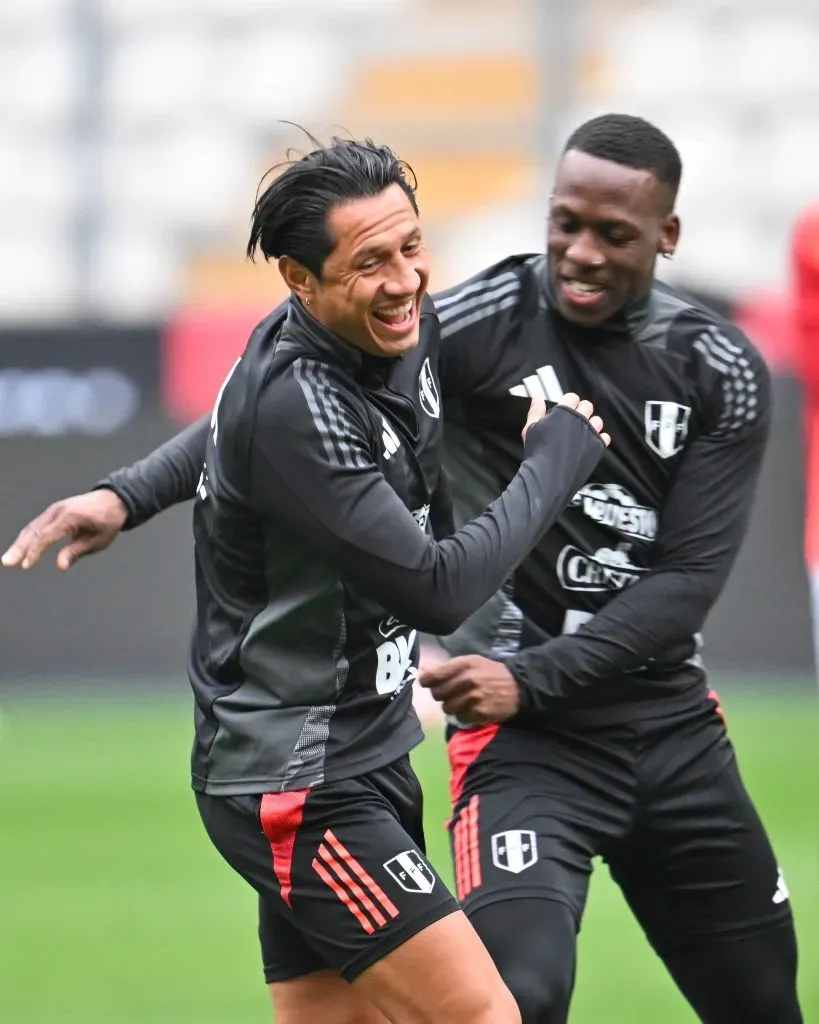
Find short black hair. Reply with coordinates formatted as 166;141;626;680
562;113;682;196
247;134;419;278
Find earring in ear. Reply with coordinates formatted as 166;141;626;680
304;296;311;307
662;252;674;261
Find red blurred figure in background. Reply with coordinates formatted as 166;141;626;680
792;203;819;668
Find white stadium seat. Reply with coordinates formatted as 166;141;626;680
88;220;182;319
0;225;76;320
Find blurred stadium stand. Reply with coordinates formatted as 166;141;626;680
0;0;817;682
1;0;817;324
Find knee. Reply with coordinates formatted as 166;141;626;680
500;958;573;1024
736;975;802;1024
470;899;577;1024
465;985;522;1024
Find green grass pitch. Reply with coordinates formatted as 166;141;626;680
1;690;816;1023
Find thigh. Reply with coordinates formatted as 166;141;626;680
447;725;634;921
612;713;795;953
353;910;520;1024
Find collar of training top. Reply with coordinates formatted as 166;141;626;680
280;292;435;382
282;295;366;373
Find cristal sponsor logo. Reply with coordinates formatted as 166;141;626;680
384;850;436;894
570;483;658;542
557;543;646;592
491;830;538;874
418;357;440;419
411;504;431;532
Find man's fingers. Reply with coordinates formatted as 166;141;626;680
441;693;477;718
1;543;24;568
425;674;475;703
521;395;547;445
419;656;471;687
527;396;546;423
557;392;580;410
587;416;611;446
22;520;77;570
56;538;99;572
2;524;42;567
2;510;63;569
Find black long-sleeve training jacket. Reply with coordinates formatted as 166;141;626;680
101;255;770;740
107;293;603;792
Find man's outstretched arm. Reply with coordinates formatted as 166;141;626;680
2;416;208;571
99;415;209;528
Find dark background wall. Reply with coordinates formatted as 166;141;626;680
0;380;813;687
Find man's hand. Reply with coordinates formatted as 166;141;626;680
523;392;611;447
419;655;521;725
1;489;129;571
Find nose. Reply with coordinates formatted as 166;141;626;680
382;255;422;297
564;230;604;269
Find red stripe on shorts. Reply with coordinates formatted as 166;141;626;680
260;790;310;909
324;829;399;918
317;842;387;929
453;812;468;900
467;795;482;891
453;795;482;900
312;856;375;934
312;830;400;933
447;725;498;811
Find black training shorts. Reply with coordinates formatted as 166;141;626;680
196;755;458;983
447;699;794;955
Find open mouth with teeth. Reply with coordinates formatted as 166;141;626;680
561;278;607;307
370;297;418;338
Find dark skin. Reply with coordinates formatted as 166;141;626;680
548;149;679;327
419;149;682;725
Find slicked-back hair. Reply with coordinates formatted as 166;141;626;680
563;113;682;197
247;134;419;279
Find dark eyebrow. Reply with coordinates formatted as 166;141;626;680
353;245;385;263
599;218;640;232
353;228;422;263
551;203;640;232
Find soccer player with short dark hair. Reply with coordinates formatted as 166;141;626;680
4;115;802;1023
2;136;609;1024
422;113;801;1024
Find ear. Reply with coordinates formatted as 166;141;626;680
659;213;681;259
278;256;317;306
